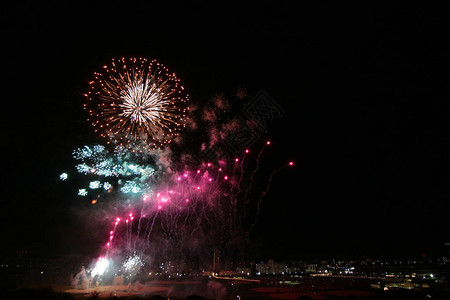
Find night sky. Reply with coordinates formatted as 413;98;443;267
2;1;450;261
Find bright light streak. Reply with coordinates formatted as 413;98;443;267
90;257;110;277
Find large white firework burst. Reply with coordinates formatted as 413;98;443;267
84;57;189;150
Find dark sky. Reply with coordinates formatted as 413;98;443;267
1;1;450;261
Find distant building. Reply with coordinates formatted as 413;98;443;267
212;251;220;273
445;243;450;262
236;267;251;275
219;270;235;276
305;263;318;273
256;260;286;274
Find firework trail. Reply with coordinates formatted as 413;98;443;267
243;140;270;206
248;161;295;235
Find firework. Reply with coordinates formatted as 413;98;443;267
71;145;156;200
84;57;189;149
90;257;111;277
67;140;294;284
66;70;294;286
122;254;144;276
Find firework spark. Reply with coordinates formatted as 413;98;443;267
84;57;189;150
